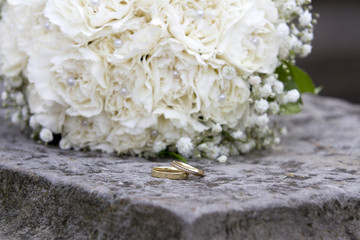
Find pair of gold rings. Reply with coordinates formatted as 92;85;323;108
151;161;205;180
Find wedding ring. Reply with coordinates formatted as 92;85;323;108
171;161;205;177
151;166;189;180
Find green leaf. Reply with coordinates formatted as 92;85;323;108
276;62;316;94
281;102;303;115
158;150;188;163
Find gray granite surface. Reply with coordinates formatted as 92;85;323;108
0;94;359;240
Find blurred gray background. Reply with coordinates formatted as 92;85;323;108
297;0;360;103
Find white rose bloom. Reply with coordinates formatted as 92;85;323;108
62;112;114;153
27;84;65;133
44;0;134;43
146;39;210;136
196;63;250;129
0;2;28;77
49;46;106;118
217;0;280;75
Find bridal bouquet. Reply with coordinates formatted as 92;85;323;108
0;0;316;162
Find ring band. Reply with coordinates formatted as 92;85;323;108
171;161;205;177
151;166;189;180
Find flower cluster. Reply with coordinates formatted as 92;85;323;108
0;0;316;162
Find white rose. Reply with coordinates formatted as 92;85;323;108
0;2;28;77
27;84;65;133
62;112;114;153
163;0;225;60
196;64;250;129
49;46;106;118
44;0;134;43
217;0;280;75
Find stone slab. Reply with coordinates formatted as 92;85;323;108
0;94;360;240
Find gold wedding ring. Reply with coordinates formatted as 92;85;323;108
171;161;205;177
151;166;189;180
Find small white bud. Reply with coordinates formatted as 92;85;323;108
39;128;53;143
11;111;21;124
176;137;194;158
15;92;25;105
269;102;280;114
259;84;273;98
299;10;312;27
222;66;236;80
300;44;312;57
273;80;284;94
248;76;261;86
1;91;8;101
217;155;228;163
285;89;300;103
153;141;166;153
254;99;269;114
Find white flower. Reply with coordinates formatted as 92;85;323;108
283;0;298;13
15;92;24;105
299;10;312;27
21;107;29;120
217;155;228;163
221;66;236;80
211;124;223;134
285;89;300;103
153;141;166;153
248;76;262;86
259;84;273;98
269;102;280;114
301;29;314;42
273;80;284;94
238;140;255;154
218;0;280;75
196;63;250;128
59;138;71;150
44;0;134;43
254;99;269;114
29;116;40;129
277;23;290;37
11;111;21;124
0;0;315;158
1;91;7;101
176;137;194;158
231;130;247;141
301;44;312;57
254;114;269;127
40;128;53;143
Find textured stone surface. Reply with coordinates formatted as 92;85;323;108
0;94;360;240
